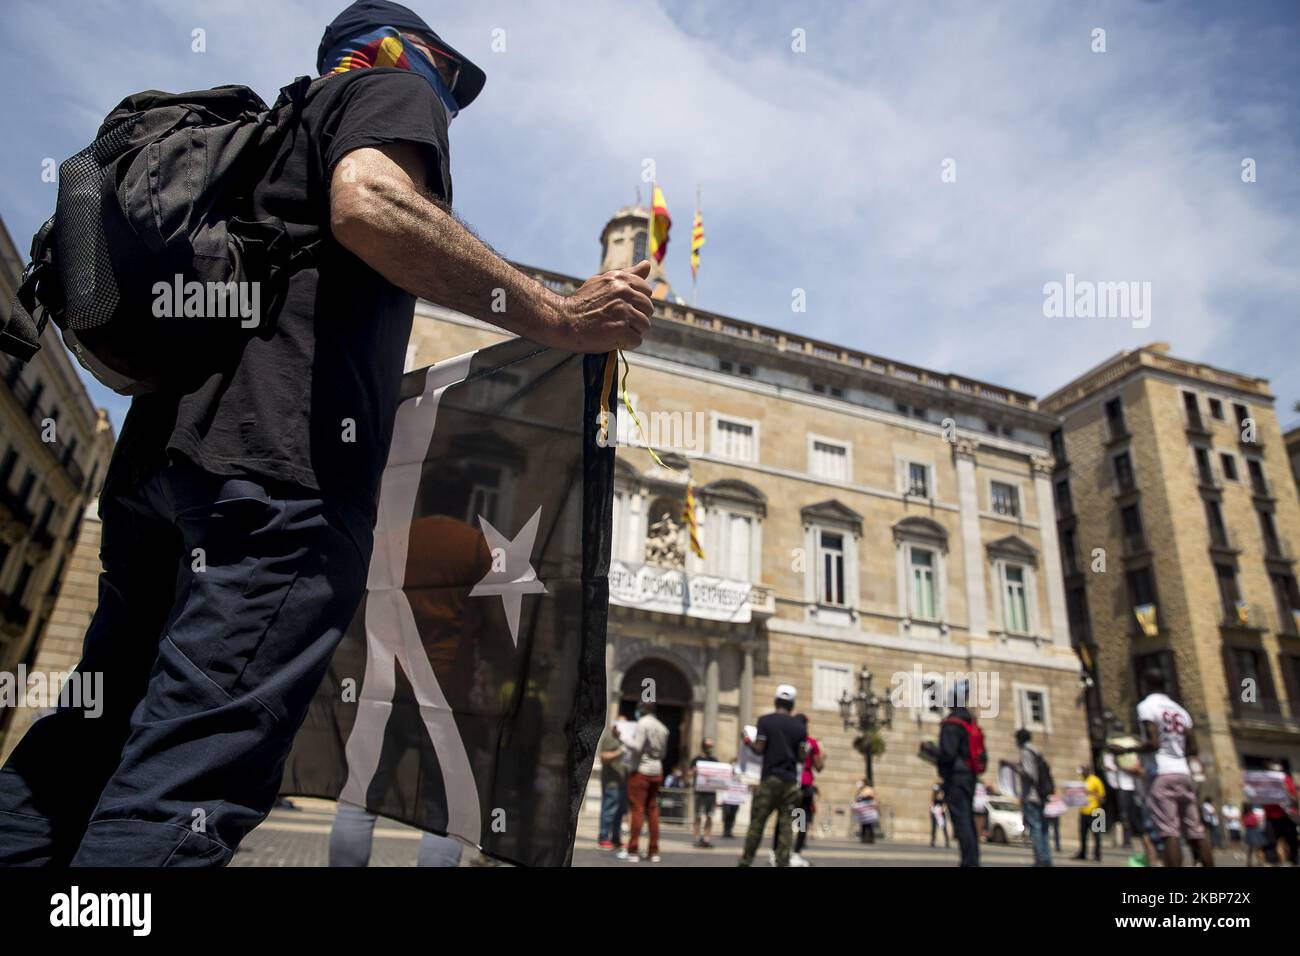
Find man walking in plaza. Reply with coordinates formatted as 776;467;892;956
597;717;630;850
1015;729;1052;866
0;0;651;867
739;685;807;867
619;702;668;862
1136;669;1214;867
937;680;982;867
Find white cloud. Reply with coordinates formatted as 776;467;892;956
1;0;1296;427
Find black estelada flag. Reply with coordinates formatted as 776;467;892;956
280;339;614;867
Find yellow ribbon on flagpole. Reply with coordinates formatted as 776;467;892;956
597;351;704;560
598;350;675;471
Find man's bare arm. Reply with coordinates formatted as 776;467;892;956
330;143;652;353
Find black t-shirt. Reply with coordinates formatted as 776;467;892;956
756;711;807;783
105;69;452;516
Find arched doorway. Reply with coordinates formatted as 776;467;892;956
619;657;693;777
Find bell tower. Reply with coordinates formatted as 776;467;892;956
599;205;674;300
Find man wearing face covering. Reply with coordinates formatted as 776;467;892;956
0;0;653;867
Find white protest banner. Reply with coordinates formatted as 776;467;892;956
737;725;762;784
615;719;637;768
997;760;1019;799
1061;780;1089;808
609;561;752;623
720;779;749;806
852;800;879;825
693;760;732;793
1242;770;1292;805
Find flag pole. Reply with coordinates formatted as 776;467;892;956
649;179;656;269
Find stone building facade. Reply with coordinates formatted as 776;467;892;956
1042;343;1300;804
406;208;1092;841
0;497;105;761
1286;425;1300;500
0;214;114;751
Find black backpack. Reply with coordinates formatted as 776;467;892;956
2;75;324;393
1033;747;1055;800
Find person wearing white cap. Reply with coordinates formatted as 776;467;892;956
738;685;807;867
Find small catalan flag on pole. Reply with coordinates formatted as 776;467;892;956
683;479;704;560
691;204;705;280
648;183;672;264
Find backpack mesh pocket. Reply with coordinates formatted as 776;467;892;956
53;116;138;331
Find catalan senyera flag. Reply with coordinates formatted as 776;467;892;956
690;208;705;279
683;479;704;560
648;184;672;264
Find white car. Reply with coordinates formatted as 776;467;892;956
985;798;1026;844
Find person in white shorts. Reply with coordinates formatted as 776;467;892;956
1135;668;1215;867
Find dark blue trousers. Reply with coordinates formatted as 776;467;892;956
0;460;372;866
944;773;980;867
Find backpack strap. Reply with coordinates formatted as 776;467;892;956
2;217;58;361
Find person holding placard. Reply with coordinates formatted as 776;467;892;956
1071;765;1106;862
689;737;722;848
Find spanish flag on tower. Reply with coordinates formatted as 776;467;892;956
648;184;672;263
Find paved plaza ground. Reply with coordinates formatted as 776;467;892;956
233;797;1248;867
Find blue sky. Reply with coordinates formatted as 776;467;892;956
2;0;1296;433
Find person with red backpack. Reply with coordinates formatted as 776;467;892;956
937;680;986;867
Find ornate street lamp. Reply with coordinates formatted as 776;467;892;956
837;666;894;786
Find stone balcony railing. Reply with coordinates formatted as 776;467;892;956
1043;345;1273;413
1229;695;1300;729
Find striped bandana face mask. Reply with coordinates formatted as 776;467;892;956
323;25;460;124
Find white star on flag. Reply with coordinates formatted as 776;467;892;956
470;507;547;645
